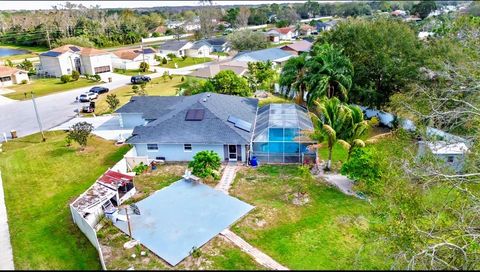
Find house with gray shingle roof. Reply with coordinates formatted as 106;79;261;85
158;40;193;58
116;93;259;162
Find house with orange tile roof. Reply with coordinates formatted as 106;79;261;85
0;66;29;87
111;47;157;70
38;44;112;77
266;27;297;42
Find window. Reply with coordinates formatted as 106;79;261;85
147;144;158;151
184;144;192;152
447;156;454;163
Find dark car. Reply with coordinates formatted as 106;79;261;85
89;86;109;94
131;75;151;84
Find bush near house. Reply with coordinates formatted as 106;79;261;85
340;148;381;195
188;150;221;180
71;70;80;81
66;122;94;150
60;74;72;83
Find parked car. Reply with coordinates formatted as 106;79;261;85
79;92;98;102
131;75;151;84
89;86;109;94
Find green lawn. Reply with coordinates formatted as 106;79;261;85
210;51;229;57
0;43;47;61
113;68;153;77
230;165;387;270
5;78;99;100
159;56;212;69
93;75;182;115
0;131;131;269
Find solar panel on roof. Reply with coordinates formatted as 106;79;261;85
69;46;81;52
227;115;239;124
40;51;62;57
227;115;252;132
185;109;205;121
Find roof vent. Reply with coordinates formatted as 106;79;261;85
202;98;207;102
207;93;211;97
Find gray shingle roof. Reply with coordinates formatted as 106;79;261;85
160;40;191;51
233;48;293;63
190;40;212;50
117;93;258;145
206;38;227;46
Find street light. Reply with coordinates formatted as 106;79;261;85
31;91;46;142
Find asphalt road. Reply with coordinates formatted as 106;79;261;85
0;73;132;140
0;60;220;141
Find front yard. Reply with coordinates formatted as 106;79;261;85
113;68;153;77
5;77;99;100
158;56;212;69
0;131;130;269
92;75;182;115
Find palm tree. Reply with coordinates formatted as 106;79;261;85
310;97;352;171
337;105;369;161
305;43;353;107
279;53;308;105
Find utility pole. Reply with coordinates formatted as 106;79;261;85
31;91;46;142
125;207;132;238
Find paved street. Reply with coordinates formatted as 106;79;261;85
0;73;131;140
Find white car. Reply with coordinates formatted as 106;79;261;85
79;92;98;102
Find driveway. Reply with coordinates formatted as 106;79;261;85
0;73;131;141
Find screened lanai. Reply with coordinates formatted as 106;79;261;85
251;103;317;164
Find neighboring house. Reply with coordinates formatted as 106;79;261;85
158;40;193;58
417;141;470;173
266;27;297;42
111;47;157;70
189;60;248;78
151;25;167;36
205;37;230;52
0;66;29;87
391;9;407;17
316;20;338;32
233;48;294;66
186;40;212;58
115;93;259;163
280;40;313;55
298;24;316;36
38;44;112;77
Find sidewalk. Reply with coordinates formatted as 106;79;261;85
0;172;14;270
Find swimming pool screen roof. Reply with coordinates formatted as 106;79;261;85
253;103;314;142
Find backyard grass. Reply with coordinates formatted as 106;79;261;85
92;75;182;115
0;131;131;269
0;43;47;60
159;56;212;69
113;68;153;77
5;77;99;100
258;94;292;107
230;165;388;270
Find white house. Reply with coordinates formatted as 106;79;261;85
158;40;193;58
0;66;29;87
186;40;212;58
266;27;297;42
38;44;112;77
111;47;157;70
418;141;470;173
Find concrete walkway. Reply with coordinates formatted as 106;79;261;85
215;163;288;270
215;163;238;194
0;172;14;270
221;229;288;270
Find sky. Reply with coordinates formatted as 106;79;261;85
0;0;335;11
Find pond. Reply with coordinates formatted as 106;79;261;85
0;47;30;57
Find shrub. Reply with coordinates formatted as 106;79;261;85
132;85;139;93
181;56;187;61
139;61;150;72
60;75;71;83
66;121;94;150
162;57;168;64
340;148;381;194
167;53;176;59
132;162;148;175
181;76;184;82
106;94;120;111
71;70;80;81
84;73;91;80
188;150;221;180
20;79;28;84
93;74;101;82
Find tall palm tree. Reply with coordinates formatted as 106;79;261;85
310;97;352;171
279;53;308;105
305;43;353;107
337;105;369;161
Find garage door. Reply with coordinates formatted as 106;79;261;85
94;66;111;74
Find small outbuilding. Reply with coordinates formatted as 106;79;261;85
0;66;29;87
417;141;470;173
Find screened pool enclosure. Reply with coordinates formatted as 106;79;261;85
251;104;316;164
